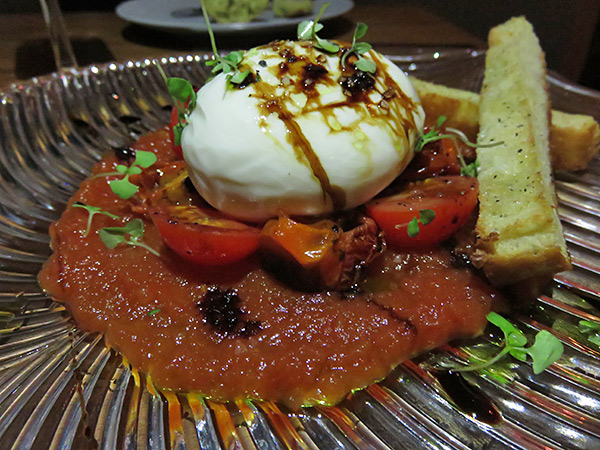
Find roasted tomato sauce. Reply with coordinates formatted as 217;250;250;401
38;128;497;408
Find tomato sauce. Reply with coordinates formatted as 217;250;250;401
38;128;497;408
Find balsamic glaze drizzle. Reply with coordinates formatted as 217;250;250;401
246;40;421;213
433;370;502;425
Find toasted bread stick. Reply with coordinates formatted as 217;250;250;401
410;77;600;171
473;17;571;286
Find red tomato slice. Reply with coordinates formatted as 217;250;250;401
150;205;260;265
366;176;478;248
168;106;184;159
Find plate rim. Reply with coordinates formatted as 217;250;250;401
8;48;600;104
115;0;355;34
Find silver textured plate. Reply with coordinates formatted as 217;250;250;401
1;48;600;449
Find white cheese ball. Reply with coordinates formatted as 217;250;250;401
182;40;425;222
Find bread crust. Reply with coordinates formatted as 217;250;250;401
473;17;571;286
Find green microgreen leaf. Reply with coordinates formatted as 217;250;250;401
579;319;600;333
526;330;564;374
155;64;196;146
341;22;375;74
578;320;600;347
156;64;195;112
72;202;119;237
121;217;144;238
206;59;226;73
224;51;244;66
588;334;600;346
506;330;528;348
99;150;156;200
354;22;368;40
148;308;161;317
487;312;526;344
354;57;376;73
403;209;436;237
99;219;160;256
115;165;128;175
172;122;184;146
461;160;479;177
198;0;253;87
99;228;123;249
452;312;563;374
228;69;251;86
406;217;420;237
315;36;340;53
166;77;196;110
128;166;143;176
419;209;436;226
354;42;372;54
207;51;245;76
298;21;323;40
109;176;139;199
297;3;339;53
134;150;157;169
414;116;447;153
508;346;528;362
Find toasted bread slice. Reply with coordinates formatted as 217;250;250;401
549;110;600;171
474;17;571;286
410;77;481;140
410;77;600;171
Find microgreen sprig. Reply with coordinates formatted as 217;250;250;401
402;209;435;237
99;218;160;257
341;23;376;74
454;312;564;374
415;116;451;153
579;319;600;346
206;50;247;77
461;159;479;178
200;0;251;87
415;115;503;178
98;150;157;199
72;202;119;237
156;64;196;146
297;3;340;53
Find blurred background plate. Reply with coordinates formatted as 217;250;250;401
0;48;599;449
115;0;354;34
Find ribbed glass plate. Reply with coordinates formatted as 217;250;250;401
1;48;599;450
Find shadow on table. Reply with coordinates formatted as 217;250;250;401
15;37;115;80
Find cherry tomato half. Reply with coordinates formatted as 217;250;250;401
402;137;461;180
150;205;260;265
366;175;478;248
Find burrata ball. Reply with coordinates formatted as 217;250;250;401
182;40;425;221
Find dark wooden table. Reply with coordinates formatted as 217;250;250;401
0;4;484;89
